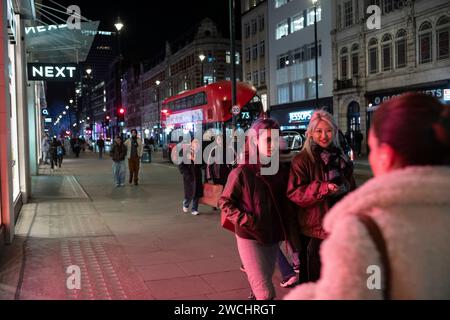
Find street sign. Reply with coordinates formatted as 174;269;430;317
27;63;79;82
231;105;241;115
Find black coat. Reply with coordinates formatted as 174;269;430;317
179;162;204;199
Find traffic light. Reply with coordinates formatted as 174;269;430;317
117;107;125;124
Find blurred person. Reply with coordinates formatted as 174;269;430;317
97;136;105;159
41;134;50;165
124;129;144;185
285;93;450;300
219;118;299;300
287;110;356;283
49;137;60;171
56;139;65;168
179;138;203;216
110;136;127;187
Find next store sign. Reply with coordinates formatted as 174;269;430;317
27;63;79;82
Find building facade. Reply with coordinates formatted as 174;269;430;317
241;0;269;111
1;0;42;246
139;18;242;145
268;0;334;130
332;0;450;154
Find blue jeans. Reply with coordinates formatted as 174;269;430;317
113;160;126;185
183;198;199;211
236;235;278;300
277;248;296;281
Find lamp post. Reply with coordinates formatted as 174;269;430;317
313;0;319;110
155;80;161;146
114;17;124;139
199;54;205;86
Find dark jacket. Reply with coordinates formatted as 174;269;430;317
287;146;356;239
110;143;127;162
179;162;204;199
219;158;298;246
49;140;61;159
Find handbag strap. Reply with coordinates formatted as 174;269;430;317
357;214;391;300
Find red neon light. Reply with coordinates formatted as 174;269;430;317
119;108;125;114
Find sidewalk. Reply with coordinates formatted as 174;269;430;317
0;151;294;300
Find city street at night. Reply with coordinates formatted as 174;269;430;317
0;151;371;300
1;0;450;310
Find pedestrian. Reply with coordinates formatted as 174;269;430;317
205;135;234;186
285;92;450;300
97;136;105;159
63;137;71;157
49;137;59;171
124;129;144;185
179;138;204;216
110;136;127;187
287;110;356;284
73;138;81;158
41;134;50;165
219;118;299;300
355;130;364;156
149;136;155;152
56;139;65;168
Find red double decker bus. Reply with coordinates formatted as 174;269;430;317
161;81;264;159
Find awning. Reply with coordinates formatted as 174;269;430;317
24;21;100;63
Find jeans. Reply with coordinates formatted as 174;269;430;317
277;248;296;281
183;198;199;211
113;160;126;186
236;235;278;300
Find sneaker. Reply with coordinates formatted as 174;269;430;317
115;184;120;188
120;184;125;187
191;210;200;216
280;275;298;288
240;265;246;272
182;207;189;213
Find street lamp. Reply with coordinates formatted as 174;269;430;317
155;80;161;146
86;68;92;76
312;0;319;110
114;17;124;139
199;54;206;86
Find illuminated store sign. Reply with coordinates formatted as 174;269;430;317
27;63;79;81
289;110;313;123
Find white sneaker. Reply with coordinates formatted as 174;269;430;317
182;207;189;213
280;275;298;288
191;211;200;216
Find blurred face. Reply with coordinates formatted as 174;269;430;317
312;120;334;148
131;131;137;137
115;137;122;144
258;129;277;157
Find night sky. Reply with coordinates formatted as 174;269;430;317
41;0;241;117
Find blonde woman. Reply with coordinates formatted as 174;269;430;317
287;110;356;283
